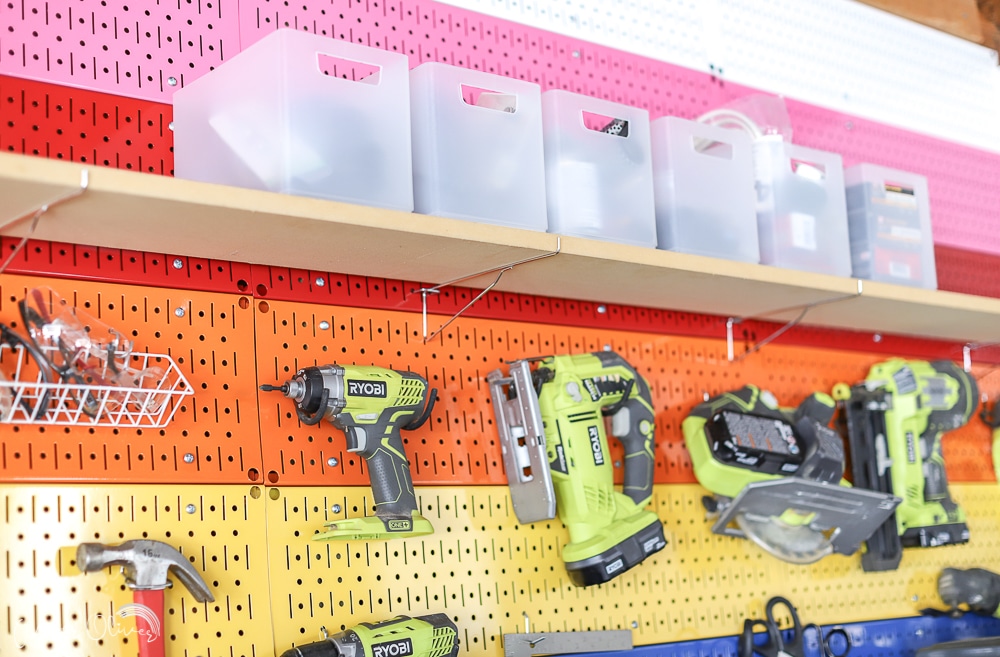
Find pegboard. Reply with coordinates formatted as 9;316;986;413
266;483;1000;656
0;274;263;484
255;300;999;487
0;483;272;657
5;1;1000;258
0;75;173;173
0;0;235;101
0;235;254;296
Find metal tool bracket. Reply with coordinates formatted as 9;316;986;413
727;280;865;362
0;169;90;275
414;238;561;343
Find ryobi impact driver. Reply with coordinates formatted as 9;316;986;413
280;613;459;657
843;359;977;571
261;364;437;540
488;351;666;587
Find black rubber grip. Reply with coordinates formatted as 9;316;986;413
365;423;419;520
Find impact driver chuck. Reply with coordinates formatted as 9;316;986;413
261;364;437;541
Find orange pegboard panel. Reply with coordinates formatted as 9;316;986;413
0;275;263;484
254;300;998;487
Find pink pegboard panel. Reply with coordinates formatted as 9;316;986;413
0;74;173;172
0;0;237;102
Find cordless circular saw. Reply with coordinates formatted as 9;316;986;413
683;385;901;564
487;351;666;587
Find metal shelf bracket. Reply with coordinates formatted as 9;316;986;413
962;341;1000;373
727;279;865;362
416;237;561;343
0;168;89;275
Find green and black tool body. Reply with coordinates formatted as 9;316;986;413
487;351;666;587
683;385;900;564
261;364;437;540
844;359;977;571
281;613;459;657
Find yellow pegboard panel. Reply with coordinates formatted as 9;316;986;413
265;483;1000;656
0;484;272;656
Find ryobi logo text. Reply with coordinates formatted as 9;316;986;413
373;639;414;657
348;380;387;398
588;426;604;466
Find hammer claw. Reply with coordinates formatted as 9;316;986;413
76;540;214;603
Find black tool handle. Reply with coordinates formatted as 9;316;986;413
344;421;419;520
594;351;656;506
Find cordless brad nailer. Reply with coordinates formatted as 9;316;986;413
261;364;437;540
843;359;977;571
487;351;666;587
280;613;459;657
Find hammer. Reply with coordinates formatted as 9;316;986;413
77;540;214;657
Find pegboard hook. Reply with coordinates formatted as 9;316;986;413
962;341;1000;373
0;168;89;275
727;279;864;362
416;238;561;343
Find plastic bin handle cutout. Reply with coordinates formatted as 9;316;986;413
462;84;516;113
582;111;629;138
791;158;826;181
691;135;733;159
317;53;381;85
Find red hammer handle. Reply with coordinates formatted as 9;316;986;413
132;588;166;657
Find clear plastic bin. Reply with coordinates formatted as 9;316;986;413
754;140;852;277
845;164;936;289
651;117;759;262
409;62;547;231
542;90;656;247
173;29;413;211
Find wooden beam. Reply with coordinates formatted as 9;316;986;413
856;0;984;43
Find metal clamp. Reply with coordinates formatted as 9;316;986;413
0;169;90;275
727;280;864;362
415;237;561;343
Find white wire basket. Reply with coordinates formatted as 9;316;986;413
0;342;193;427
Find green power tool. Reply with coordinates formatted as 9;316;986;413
261;364;437;541
683;385;900;564
487;351;666;587
280;613;459;657
843;359;977;572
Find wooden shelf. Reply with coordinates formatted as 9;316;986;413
3;152;999;343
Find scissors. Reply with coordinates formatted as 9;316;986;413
739;596;852;657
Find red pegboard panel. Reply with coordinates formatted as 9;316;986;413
254;300;998;488
0;274;264;484
0;74;173;172
0;236;254;295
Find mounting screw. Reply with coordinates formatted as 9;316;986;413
331;504;342;513
172;258;184;269
168;121;175;131
915;628;924;637
913;595;920;602
315;277;326;287
184;453;195;463
614;460;622;468
174;307;185;318
873;333;882;343
167;76;178;86
319;321;330;330
845;120;854;130
631;621;638;629
327;457;338;467
596;305;607;314
572;50;580;58
185;504;196;514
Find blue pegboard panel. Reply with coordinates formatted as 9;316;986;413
569;614;1000;657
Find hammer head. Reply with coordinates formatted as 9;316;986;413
76;540;214;603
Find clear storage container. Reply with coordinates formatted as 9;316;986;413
409;62;547;231
754;140;852;277
651;117;759;262
542;90;656;247
173;29;413;211
845;164;936;289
